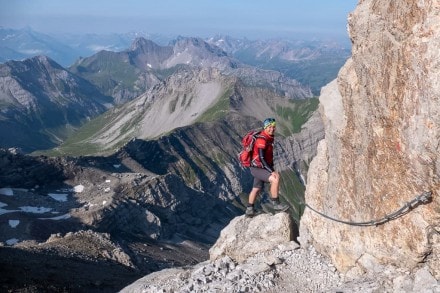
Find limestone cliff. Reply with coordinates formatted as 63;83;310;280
300;0;440;278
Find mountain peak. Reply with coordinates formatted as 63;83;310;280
5;55;63;73
33;55;60;68
129;37;162;52
172;36;227;57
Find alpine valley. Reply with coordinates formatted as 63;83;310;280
0;32;331;291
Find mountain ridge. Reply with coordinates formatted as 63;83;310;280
52;65;318;157
0;55;112;152
69;36;313;105
1;35;314;153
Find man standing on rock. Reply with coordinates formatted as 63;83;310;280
246;118;289;217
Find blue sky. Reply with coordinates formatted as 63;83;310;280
1;0;358;40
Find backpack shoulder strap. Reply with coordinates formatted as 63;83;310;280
255;131;266;140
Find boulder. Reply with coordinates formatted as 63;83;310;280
209;212;293;263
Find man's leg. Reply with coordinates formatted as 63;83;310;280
246;187;260;217
248;187;260;205
268;171;280;199
268;171;289;212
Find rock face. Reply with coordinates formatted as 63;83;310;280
300;0;440;278
276;110;324;184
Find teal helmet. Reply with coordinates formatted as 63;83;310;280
263;118;276;129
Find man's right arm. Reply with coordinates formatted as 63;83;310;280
258;148;274;173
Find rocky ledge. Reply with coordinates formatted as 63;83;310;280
121;212;439;292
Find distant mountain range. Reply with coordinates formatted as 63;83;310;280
0;27;350;94
0;33;317;153
0;27;170;67
68;36;312;104
207;35;351;95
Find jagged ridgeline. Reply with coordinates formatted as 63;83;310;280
49;66;318;222
52;66;317;156
0;56;113;152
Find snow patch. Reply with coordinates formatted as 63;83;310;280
19;206;52;213
6;238;19;245
0;187;14;196
9;220;20;228
48;193;68;202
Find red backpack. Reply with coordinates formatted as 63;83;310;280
238;130;264;167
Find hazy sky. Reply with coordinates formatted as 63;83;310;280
1;0;358;40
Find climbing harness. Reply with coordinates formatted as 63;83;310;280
287;165;433;226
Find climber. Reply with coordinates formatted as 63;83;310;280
245;117;289;217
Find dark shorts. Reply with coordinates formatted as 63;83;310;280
250;167;271;189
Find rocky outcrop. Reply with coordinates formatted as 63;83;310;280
120;213;344;293
300;0;440;278
120;211;439;293
209;213;293;263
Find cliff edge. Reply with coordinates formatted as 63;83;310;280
300;0;439;278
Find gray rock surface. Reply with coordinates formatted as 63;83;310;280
300;0;440;279
209;213;293;263
121;212;439;293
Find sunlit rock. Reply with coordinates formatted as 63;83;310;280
300;0;440;279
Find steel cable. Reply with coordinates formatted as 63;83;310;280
287;165;432;226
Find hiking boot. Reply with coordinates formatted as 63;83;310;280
245;206;257;218
271;200;289;212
